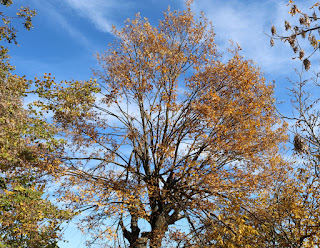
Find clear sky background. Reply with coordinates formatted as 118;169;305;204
3;0;319;247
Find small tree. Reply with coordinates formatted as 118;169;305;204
36;1;287;247
0;1;72;247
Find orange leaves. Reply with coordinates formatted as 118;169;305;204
187;50;285;162
39;2;290;247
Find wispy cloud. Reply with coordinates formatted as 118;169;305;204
186;0;320;120
31;0;92;50
62;0;132;33
191;0;300;75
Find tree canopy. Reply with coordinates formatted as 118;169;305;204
33;1;288;247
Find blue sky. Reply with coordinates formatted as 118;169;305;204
3;0;319;247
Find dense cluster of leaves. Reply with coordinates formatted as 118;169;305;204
0;175;71;248
0;52;70;247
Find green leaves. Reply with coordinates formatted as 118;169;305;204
0;2;71;247
0;177;72;248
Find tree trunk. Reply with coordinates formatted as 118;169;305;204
126;214;168;248
149;213;168;248
132;237;148;248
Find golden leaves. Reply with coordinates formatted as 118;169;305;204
39;1;289;247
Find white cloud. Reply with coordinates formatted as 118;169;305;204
191;0;300;75
62;0;126;33
50;8;92;49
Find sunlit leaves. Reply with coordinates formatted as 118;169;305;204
0;1;72;247
0;1;36;44
0;175;72;247
35;1;288;247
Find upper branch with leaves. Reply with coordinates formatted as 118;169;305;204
270;1;320;70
